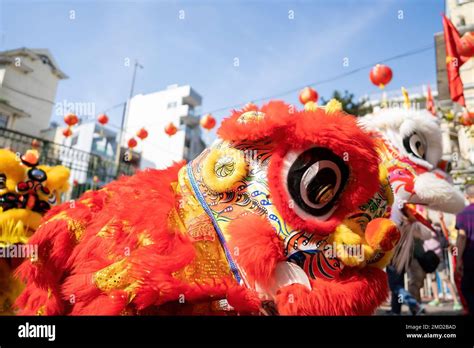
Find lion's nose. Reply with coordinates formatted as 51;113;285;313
365;218;400;252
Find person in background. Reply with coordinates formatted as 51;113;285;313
426;214;462;311
388;206;429;315
386;264;424;315
455;184;474;315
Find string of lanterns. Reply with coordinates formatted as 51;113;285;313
127;127;150;157
65;58;473;156
62;63;395;147
62;113;79;138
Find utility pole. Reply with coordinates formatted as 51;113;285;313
115;60;144;176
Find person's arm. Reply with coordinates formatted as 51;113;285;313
455;229;466;276
439;213;450;240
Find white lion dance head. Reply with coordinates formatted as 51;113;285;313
360;107;465;217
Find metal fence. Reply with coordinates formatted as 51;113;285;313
0;127;135;199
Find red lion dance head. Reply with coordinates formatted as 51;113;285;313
15;101;399;316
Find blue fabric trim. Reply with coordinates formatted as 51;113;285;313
186;163;243;284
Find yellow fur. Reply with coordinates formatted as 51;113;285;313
0;149;25;194
327;166;397;270
0;259;24;315
0;209;42;245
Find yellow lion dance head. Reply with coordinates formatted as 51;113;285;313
0;148;70;314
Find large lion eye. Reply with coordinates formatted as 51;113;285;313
403;132;426;160
286;147;349;220
28;168;47;182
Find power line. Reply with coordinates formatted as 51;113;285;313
202;44;434;115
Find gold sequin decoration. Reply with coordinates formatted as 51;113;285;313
36;305;45;316
137;232;154;246
46;211;86;241
170;167;233;285
172;239;233;285
93;259;136;293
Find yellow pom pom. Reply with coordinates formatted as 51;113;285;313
304;101;318;111
202;147;248;192
325;99;343;115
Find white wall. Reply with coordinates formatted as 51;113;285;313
0;55;62;136
126;86;200;169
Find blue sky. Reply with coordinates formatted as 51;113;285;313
1;0;444;134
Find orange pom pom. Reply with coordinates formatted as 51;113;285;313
365;218;400;252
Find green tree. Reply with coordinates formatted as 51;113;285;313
321;90;373;116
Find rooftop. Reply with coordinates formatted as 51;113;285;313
0;47;68;79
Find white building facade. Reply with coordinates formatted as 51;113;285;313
0;48;67;136
125;84;206;169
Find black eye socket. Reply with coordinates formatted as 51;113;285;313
0;193;20;211
403;132;426;160
28;168;47;182
286;147;349;219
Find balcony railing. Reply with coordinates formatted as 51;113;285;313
0;127;135;199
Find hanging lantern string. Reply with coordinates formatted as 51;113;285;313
93;44;434;140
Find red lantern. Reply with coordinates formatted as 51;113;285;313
64;113;79;127
127;138;138;149
200;114;216;130
136;127;148;140
459;32;474;58
97;113;109;126
62;127;73;138
299;87;318;105
369;64;393;89
165;123;178;136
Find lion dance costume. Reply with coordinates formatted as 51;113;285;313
16;101;402;315
360;107;464;218
0;149;69;314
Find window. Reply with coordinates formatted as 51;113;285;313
92;137;115;158
71;136;79;146
0;114;9;128
167;101;178;109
